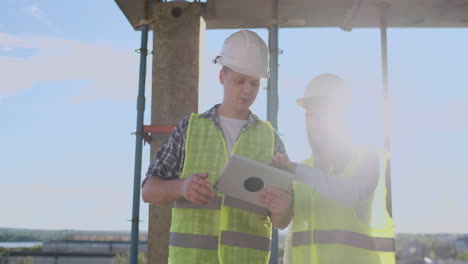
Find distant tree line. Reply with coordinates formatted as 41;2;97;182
2;229;467;261
396;233;468;261
0;228;146;242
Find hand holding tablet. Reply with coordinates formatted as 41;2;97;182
214;154;293;207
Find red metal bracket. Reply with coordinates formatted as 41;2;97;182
143;125;176;144
144;125;176;134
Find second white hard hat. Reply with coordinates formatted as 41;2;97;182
214;30;269;79
296;74;351;108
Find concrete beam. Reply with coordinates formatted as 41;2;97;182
147;2;205;264
116;0;468;30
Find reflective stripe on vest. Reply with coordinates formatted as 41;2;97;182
170;233;218;250
292;229;395;252
292;231;311;247
314;229;394;252
170;231;271;251
221;231;271;251
173;196;269;216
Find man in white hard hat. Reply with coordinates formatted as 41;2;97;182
275;74;396;264
142;30;293;264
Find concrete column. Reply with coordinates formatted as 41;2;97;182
147;2;205;264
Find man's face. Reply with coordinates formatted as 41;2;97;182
304;98;344;148
220;68;260;113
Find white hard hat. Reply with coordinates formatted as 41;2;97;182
296;74;351;108
214;30;269;79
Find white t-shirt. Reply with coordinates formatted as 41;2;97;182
219;115;247;154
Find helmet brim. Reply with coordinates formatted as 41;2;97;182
214;56;269;79
296;96;350;109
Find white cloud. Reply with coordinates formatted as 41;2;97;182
0;32;32;51
23;4;52;27
0;32;146;101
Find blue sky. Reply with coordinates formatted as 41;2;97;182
1;0;467;233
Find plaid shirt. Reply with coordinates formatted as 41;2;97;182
144;104;285;181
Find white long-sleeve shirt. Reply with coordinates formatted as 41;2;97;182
294;151;379;208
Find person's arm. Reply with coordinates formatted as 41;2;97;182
142;176;184;205
270;152;379;208
294;152;379;208
258;188;293;230
261;133;292;229
142;173;215;206
141;117;214;206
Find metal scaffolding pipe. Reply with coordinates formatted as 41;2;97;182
267;0;279;131
267;23;279;264
267;24;279;132
129;0;150;260
267;1;280;262
379;2;393;217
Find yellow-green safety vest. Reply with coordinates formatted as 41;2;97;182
169;113;276;264
291;150;395;264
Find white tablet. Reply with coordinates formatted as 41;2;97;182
214;154;293;207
